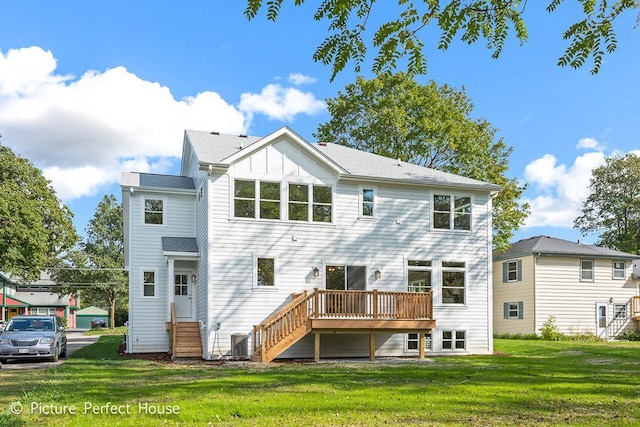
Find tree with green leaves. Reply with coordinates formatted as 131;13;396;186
0;142;78;281
315;73;529;251
574;153;640;254
55;195;127;329
245;0;639;80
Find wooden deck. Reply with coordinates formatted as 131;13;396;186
633;296;640;321
252;289;435;363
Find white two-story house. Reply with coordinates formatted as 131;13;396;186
121;127;501;361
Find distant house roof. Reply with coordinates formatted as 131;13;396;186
184;128;501;192
76;306;108;315
494;235;640;261
161;237;199;254
121;172;195;191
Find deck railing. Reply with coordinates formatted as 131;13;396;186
253;289;433;358
632;296;640;320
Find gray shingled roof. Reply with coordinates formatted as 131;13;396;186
185;129;501;191
495;235;639;261
121;172;195;190
161;237;199;253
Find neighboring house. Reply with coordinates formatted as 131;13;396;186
121;127;501;361
493;235;640;339
0;272;80;327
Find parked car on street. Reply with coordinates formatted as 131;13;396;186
0;320;6;332
0;315;67;363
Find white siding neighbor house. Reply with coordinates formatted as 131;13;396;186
121;127;501;361
493;235;640;339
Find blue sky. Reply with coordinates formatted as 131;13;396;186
1;1;639;245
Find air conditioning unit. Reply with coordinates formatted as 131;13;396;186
231;333;248;359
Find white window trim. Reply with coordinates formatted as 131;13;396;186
252;254;279;291
142;197;166;226
613;303;627;320
441;260;466;305
580;259;595;282
505;302;522;319
406;332;433;353
430;192;473;232
407;260;432;292
140;269;159;299
612;261;626;280
506;260;519;283
441;329;467;351
358;186;377;219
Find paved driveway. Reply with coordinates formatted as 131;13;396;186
0;330;100;370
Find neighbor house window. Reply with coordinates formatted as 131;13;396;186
442;261;465;304
256;258;275;287
143;271;156;297
288;183;309;221
325;265;366;290
442;330;466;350
580;259;594;282
503;302;523;319
234;179;255;218
614;303;627;320
433;195;471;230
613;261;626;279
313;186;332;222
408;260;432;292
144;198;164;225
361;188;375;217
407;332;432;352
31;307;56;316
503;260;522;283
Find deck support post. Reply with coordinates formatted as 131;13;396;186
418;333;425;359
369;333;375;361
314;333;321;362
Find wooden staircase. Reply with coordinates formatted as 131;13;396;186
167;304;202;359
251;289;434;363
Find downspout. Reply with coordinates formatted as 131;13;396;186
487;191;498;354
533;253;540;334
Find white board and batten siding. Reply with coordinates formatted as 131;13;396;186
203;138;495;358
534;255;638;335
126;187;196;353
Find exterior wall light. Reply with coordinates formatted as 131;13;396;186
191;274;197;283
313;266;320;278
374;269;381;280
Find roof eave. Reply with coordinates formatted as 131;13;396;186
339;174;502;192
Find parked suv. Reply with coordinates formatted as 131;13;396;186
0;315;67;363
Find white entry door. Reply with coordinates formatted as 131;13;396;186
596;303;608;339
174;273;192;319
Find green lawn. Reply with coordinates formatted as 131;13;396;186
1;337;639;426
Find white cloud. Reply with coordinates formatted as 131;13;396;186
0;47;324;202
576;137;603;150
522;149;607;228
288;73;317;85
238;83;326;121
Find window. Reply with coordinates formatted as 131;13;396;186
407;332;432;351
408;260;432;292
503;260;522;282
503;302;523;319
289;183;308;221
580;259;594;282
442;330;466;350
614;303;627;320
256;258;275;287
234;179;255;218
174;274;189;296
259;182;280;219
433;195;471;231
361;188;375;217
313;186;332;222
144;199;164;225
143;271;156;297
613;261;626;279
31;307;56;316
442;261;465;304
325;265;366;290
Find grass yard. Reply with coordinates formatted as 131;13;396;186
1;337;639;426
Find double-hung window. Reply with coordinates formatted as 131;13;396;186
143;271;156;297
503;260;522;282
503;302;523;319
361;188;375;217
287;184;332;222
288;184;309;221
613;261;626;279
256;258;275;287
433;195;471;230
144;198;164;225
313;186;332;222
442;261;465;304
614;303;627;320
233;180;281;219
234;179;256;218
580;259;594;282
408;260;432;292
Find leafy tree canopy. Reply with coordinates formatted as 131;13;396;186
0;142;78;281
574;153;640;254
245;0;639;80
315;73;529;251
54;195;127;329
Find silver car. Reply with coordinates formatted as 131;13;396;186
0;315;67;363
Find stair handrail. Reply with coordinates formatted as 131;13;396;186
170;302;177;357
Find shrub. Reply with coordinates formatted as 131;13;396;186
539;316;563;341
617;330;640;341
493;333;539;340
